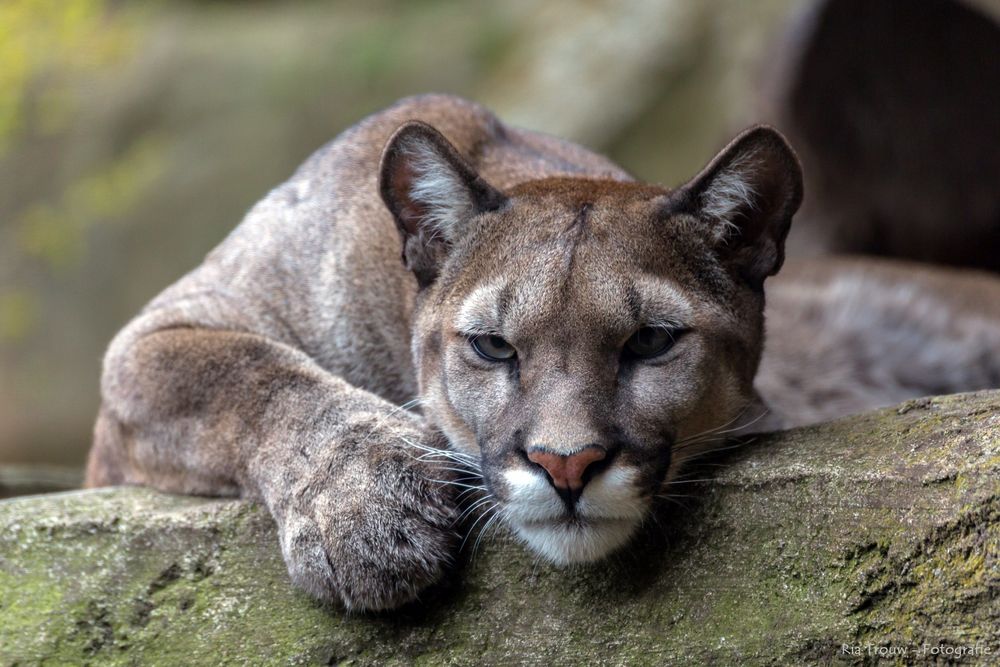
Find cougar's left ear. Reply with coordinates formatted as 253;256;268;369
672;126;803;287
379;121;507;287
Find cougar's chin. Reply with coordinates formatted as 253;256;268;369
497;465;649;564
510;516;642;565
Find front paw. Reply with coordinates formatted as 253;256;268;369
273;432;459;611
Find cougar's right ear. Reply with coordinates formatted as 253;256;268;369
379;121;507;287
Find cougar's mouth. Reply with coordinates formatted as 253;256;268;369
519;514;622;527
508;513;643;565
499;465;649;564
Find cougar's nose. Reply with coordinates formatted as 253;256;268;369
526;445;608;500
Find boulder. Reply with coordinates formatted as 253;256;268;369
1;391;997;665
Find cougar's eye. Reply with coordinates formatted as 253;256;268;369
624;326;677;359
471;334;516;361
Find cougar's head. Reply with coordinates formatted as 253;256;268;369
379;121;802;564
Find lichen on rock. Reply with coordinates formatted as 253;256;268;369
1;391;998;665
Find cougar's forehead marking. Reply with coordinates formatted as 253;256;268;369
455;280;510;334
578;272;694;336
453;248;572;338
453;272;695;343
630;274;695;325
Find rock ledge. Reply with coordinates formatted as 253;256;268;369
2;392;998;665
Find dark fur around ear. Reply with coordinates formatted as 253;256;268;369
379;121;507;287
672;126;803;287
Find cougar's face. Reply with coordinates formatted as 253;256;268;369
380;121;800;564
413;183;763;563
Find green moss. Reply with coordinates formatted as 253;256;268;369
0;568;67;652
849;495;999;649
2;392;999;664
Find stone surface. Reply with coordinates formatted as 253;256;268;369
1;391;998;665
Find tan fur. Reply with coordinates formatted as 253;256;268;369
87;94;1000;610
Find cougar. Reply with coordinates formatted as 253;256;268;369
86;94;1000;611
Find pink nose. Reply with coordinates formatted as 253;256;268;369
526;445;608;491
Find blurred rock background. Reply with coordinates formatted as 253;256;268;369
1;0;997;470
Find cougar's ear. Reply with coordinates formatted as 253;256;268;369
672;126;803;287
379;121;507;287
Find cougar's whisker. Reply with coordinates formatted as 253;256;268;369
471;505;506;558
456;486;487;501
426;464;482;476
416;451;480;466
461;500;498;552
677;439;756;464
674;402;769;447
660;477;718;486
398;437;482;473
361;398;425;445
455;495;495;525
671;435;730;453
427;479;486;491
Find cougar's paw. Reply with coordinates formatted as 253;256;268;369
275;438;459;611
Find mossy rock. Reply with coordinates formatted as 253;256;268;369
1;391;998;665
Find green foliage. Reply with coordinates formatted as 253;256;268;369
0;290;36;342
15;135;166;271
0;0;134;152
0;0;143;348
